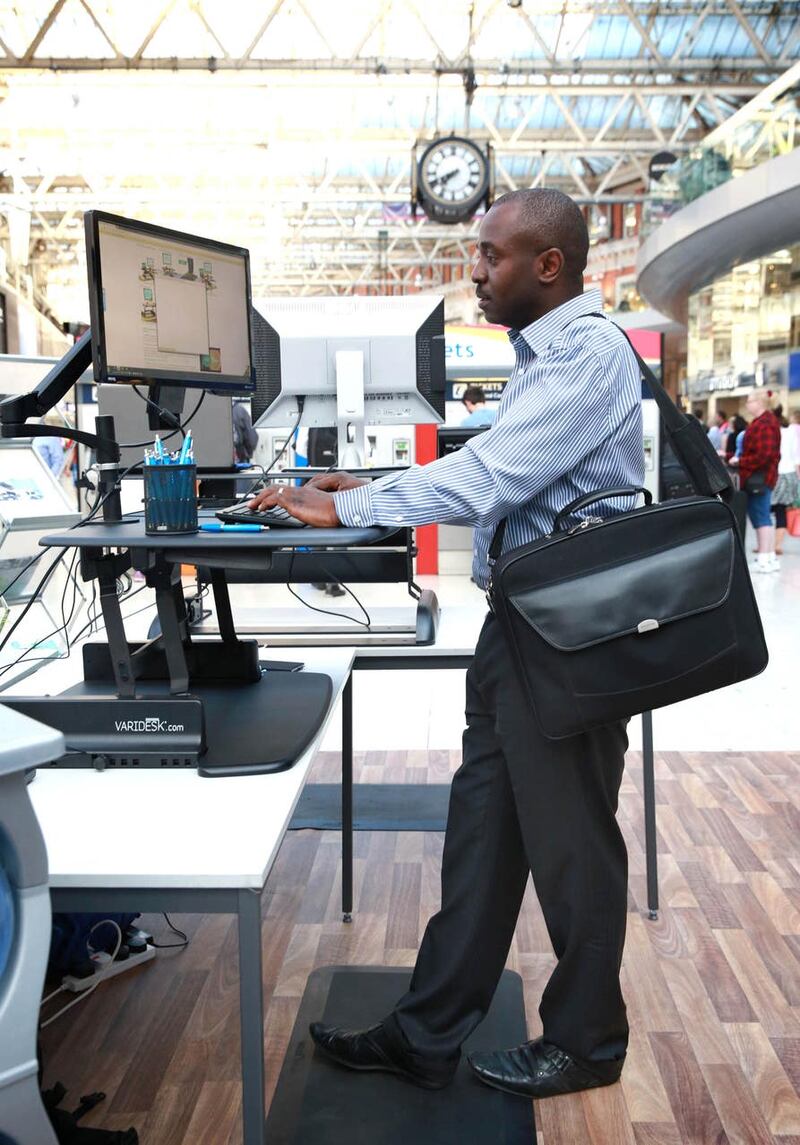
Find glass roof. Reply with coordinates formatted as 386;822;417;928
0;1;797;305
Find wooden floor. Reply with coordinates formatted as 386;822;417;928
40;747;800;1144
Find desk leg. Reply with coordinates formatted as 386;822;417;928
342;674;353;923
641;711;659;921
237;888;266;1145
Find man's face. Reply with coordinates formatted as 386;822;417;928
471;201;547;330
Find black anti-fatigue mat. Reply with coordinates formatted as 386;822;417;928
289;783;451;831
265;966;535;1145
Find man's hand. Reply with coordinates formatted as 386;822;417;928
248;483;340;528
305;471;370;493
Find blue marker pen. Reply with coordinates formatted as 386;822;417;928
199;522;264;533
178;430;193;465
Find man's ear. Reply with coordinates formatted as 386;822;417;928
536;247;565;284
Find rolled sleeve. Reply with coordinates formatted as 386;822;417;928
333;483;376;527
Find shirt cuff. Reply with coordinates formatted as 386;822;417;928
333;484;376;528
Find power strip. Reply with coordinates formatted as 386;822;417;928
62;944;156;992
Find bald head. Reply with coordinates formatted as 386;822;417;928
491;189;589;286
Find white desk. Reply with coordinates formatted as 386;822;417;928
338;607;658;922
28;647;355;1145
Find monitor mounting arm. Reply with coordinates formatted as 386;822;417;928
0;328;123;522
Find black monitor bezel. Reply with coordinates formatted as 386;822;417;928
84;210;256;394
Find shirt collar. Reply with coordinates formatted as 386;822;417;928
508;288;605;358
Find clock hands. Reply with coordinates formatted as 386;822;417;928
437;166;460;185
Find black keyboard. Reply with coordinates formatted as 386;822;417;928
215;502;309;528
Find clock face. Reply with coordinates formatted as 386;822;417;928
417;136;489;223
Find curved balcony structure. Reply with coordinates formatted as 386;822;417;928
636;149;800;323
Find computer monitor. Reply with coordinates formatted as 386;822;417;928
437;425;491;458
251;296;445;467
84;211;255;396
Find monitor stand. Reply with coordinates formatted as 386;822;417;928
335;349;366;469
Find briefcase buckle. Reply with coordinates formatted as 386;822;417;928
637;618;660;634
568;515;604;535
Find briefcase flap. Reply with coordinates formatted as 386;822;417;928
508;526;734;652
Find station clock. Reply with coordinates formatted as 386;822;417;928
414;136;491;224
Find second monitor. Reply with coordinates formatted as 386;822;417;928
251;295;445;468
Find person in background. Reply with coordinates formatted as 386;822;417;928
233;400;259;465
692;406;707;431
232;400;260;497
707;409;728;452
724;415;747;462
460;385;496;427
33;413;66;478
789;409;800;460
730;389;781;573
771;407;800;556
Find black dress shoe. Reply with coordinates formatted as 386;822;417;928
309;1022;458;1090
468;1037;623;1099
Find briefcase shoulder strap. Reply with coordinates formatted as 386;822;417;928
489;517;507;563
584;312;732;501
487;308;732;566
583;312;684;435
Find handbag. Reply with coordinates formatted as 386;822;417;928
743;470;767;495
486;319;768;741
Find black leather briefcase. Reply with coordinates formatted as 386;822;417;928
487;487;768;740
486;318;768;741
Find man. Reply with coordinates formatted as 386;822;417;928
460;384;496;427
232;400;259;464
249;188;643;1099
707;410;727;451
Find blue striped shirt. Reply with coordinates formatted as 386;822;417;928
334;289;645;588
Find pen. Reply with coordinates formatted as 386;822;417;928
199;522;265;532
178;430;193;465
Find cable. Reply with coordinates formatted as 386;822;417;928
74;459;143;528
39;919;123;1029
240;398;305;500
0;551;96;687
0;548;69;658
66;584;150;647
151;912;189;950
270;397;304;473
0;549;51;604
121;387;207;449
284;549;372;629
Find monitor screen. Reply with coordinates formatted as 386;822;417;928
84;211;255;393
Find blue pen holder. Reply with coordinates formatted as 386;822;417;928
144;463;198;535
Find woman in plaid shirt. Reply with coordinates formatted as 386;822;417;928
732;389;782;573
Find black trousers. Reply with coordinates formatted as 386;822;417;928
383;613;629;1066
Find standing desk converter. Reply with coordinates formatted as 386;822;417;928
18;517;394;776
